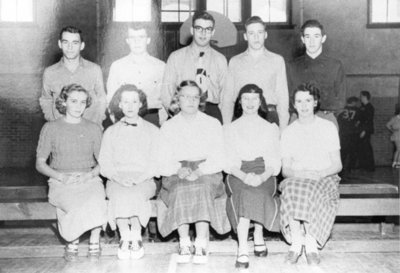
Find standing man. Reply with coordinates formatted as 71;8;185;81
107;23;166;126
220;16;289;129
287;19;346;125
358;90;375;171
40;26;107;126
161;11;227;123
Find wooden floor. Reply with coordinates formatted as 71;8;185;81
0;167;399;272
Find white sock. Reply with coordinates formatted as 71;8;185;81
194;237;207;249
305;234;318;253
119;228;131;241
179;236;191;247
130;228;142;241
290;231;304;252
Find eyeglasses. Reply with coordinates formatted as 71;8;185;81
193;26;214;34
179;95;201;101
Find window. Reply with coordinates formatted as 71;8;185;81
368;0;400;27
161;0;196;22
251;0;289;24
0;0;34;22
113;0;152;22
207;0;241;22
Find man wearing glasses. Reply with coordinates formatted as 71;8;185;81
161;11;228;123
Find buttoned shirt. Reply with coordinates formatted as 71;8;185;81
221;49;289;128
39;57;107;125
287;53;346;112
106;53;165;109
161;43;228;107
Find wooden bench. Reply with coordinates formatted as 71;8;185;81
1;184;399;231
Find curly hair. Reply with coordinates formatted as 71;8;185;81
55;84;92;115
168;80;206;116
108;84;148;122
233;84;269;122
292;82;321;113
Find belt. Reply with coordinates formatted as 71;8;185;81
147;108;159;114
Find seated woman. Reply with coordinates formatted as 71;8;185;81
157;80;230;264
280;83;342;265
36;84;107;261
224;84;281;269
98;84;158;260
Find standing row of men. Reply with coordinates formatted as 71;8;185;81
39;11;346;130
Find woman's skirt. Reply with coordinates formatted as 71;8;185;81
157;160;231;237
48;176;107;242
226;157;280;232
279;175;340;247
106;179;156;230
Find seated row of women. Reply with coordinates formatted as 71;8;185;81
35;80;342;268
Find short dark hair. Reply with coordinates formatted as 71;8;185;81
192;11;215;27
346;96;359;105
300;19;325;36
233;84;269;122
244;16;265;31
59;26;84;42
109;84;148;122
293;82;321;113
168;80;206;115
127;22;152;37
55;84;92;115
360;90;371;100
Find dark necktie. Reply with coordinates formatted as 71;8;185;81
122;121;137;126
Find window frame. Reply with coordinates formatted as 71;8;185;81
161;0;293;30
367;0;400;28
0;0;37;27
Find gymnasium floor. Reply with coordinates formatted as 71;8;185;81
0;167;399;273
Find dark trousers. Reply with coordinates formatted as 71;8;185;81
340;134;358;172
205;102;223;124
357;134;375;171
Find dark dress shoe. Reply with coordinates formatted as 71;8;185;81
285;250;301;264
306;252;320;265
254;244;268;257
235;254;249;269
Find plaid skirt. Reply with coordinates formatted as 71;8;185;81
226;157;280;232
279;175;340;247
106;179;156;230
48;176;107;242
157;160;231;237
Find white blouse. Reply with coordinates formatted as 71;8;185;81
98;117;160;183
158;111;225;176
224;115;281;175
281;116;340;171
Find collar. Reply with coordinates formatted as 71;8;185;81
120;117;143;127
127;52;150;63
59;56;85;69
188;42;211;58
